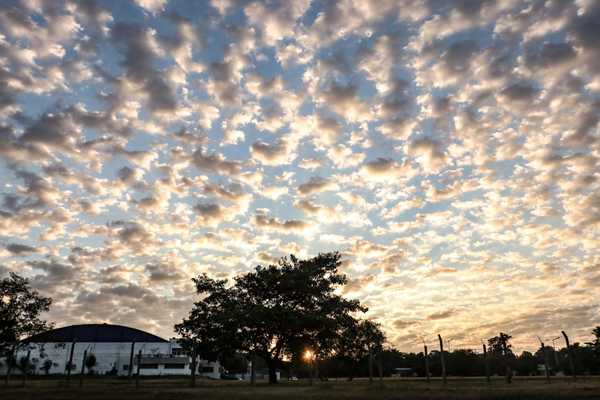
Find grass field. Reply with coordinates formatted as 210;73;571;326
2;376;600;399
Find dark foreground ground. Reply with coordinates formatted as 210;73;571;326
2;376;600;400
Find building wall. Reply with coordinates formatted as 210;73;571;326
0;342;220;378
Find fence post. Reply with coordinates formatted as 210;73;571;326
438;335;446;385
424;344;430;384
135;350;141;388
483;343;490;384
562;331;576;381
79;350;87;388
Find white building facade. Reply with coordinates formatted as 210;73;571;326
0;324;220;378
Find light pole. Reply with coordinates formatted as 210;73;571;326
551;336;560;370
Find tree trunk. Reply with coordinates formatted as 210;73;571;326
368;348;373;385
377;353;383;387
266;357;278;384
190;353;197;388
424;345;430;384
483;344;490;384
4;344;15;386
250;353;256;385
347;361;356;381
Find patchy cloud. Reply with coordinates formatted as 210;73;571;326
0;0;598;352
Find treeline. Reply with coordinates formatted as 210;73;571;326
219;328;600;379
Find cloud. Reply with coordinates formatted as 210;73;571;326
297;176;333;195
253;212;307;232
191;150;242;175
1;0;599;351
250;140;291;166
408;137;447;171
4;243;37;255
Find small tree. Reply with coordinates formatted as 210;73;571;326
85;354;97;374
41;359;55;375
337;319;385;381
1;273;52;384
488;333;514;382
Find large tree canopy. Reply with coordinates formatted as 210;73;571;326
1;273;52;359
176;252;371;383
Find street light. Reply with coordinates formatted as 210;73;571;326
551;336;561;369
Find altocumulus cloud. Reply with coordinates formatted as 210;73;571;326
0;0;599;352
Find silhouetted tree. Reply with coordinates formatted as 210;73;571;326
488;333;514;381
176;252;365;384
1;273;52;384
337;319;385;380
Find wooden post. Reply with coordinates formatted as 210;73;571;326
128;342;135;379
22;350;31;387
79;350;87;388
424;345;430;383
438;335;446;385
66;341;75;386
368;347;373;385
562;331;576;381
135;350;141;388
482;343;490;384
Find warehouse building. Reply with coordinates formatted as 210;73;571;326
0;323;220;377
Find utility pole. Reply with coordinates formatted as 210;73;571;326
66;341;75;387
562;331;576;381
423;343;430;384
537;337;550;383
482;342;490;384
79;350;87;388
438;335;446;385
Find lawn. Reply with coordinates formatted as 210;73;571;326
2;376;600;399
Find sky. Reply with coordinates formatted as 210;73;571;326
0;0;599;353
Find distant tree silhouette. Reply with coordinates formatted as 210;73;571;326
488;333;514;382
337;319;385;381
1;273;52;384
84;353;97;374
